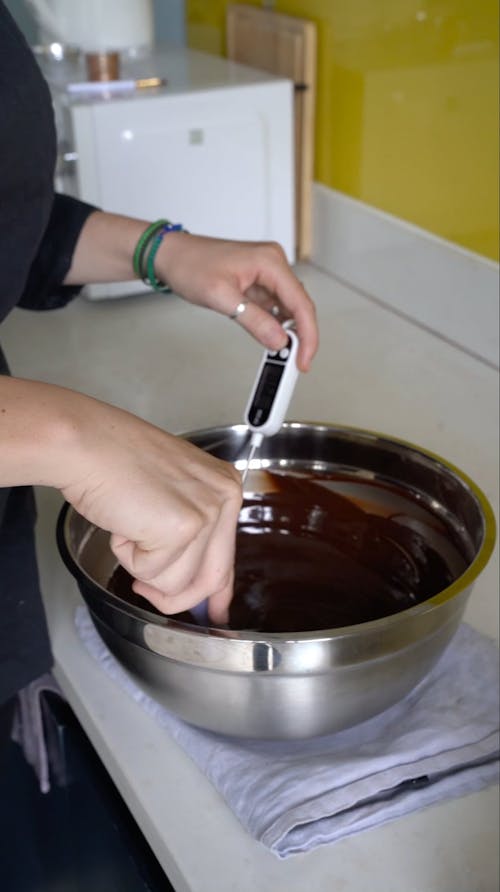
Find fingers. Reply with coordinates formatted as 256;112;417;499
158;233;318;370
226;293;289;355
111;518;212;594
227;289;316;373
63;394;244;627
253;247;318;372
243;283;288;320
154;232;318;370
207;574;234;625
112;466;242;619
225;245;318;372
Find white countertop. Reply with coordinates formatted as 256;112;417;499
2;263;499;891
46;46;286;103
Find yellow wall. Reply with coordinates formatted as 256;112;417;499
187;0;499;261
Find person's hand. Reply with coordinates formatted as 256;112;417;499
155;232;318;372
57;219;320;622
57;392;242;623
64;213;318;370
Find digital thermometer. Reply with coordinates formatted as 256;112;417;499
241;322;300;482
190;323;300;625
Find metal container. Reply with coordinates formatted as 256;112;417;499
57;423;496;739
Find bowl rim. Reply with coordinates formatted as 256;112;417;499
58;421;497;644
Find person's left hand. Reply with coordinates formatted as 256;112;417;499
154;232;318;372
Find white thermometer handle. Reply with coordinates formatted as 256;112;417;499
243;324;299;437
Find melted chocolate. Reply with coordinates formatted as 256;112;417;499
107;473;467;633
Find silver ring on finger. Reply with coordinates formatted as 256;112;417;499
229;301;248;321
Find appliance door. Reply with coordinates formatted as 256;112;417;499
67;83;294;299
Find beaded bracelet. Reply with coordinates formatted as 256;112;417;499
133;219;183;293
145;222;183;292
132;219;167;278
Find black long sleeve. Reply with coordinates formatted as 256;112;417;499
1;1;97;320
18;193;97;311
0;0;98;705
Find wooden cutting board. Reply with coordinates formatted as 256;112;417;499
226;4;316;260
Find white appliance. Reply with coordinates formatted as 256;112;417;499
50;48;295;299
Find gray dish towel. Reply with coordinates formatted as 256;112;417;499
75;606;499;858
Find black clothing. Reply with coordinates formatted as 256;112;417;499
0;1;96;705
0;697;15;768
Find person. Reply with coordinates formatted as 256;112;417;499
0;0;318;754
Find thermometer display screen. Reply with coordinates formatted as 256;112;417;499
247;361;285;427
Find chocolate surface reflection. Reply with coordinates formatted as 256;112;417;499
108;472;467;633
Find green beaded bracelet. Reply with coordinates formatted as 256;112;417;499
132;219;168;279
144;222;183;293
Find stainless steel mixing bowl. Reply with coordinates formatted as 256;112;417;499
57;423;496;739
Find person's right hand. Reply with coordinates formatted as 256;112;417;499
0;375;242;623
1;377;243;622
50;391;242;624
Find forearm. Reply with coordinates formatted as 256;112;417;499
64;209;191;286
0;376;95;490
63;210;149;285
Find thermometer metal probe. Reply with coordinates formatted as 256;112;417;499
240;435;262;485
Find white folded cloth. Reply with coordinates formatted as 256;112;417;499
75;606;499;858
